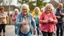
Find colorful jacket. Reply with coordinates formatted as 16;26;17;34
39;12;58;32
15;12;36;35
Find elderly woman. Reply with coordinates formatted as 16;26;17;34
0;7;8;36
56;3;64;36
32;7;41;35
39;4;58;36
12;9;19;24
15;4;36;36
41;7;45;12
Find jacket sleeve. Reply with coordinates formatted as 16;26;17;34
39;13;46;24
15;14;21;35
15;14;21;26
52;13;58;24
31;17;36;29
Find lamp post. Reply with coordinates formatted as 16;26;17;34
8;0;12;24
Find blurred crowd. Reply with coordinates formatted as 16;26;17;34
0;3;64;36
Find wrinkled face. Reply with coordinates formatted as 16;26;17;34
22;6;29;15
45;6;52;13
15;11;18;15
35;8;39;14
1;9;4;13
58;4;63;10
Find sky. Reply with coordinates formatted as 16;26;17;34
43;0;50;2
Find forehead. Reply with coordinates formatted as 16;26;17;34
22;6;29;9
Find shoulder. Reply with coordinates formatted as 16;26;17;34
28;13;32;17
17;12;22;17
41;12;45;15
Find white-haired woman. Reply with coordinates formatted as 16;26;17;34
15;4;36;36
12;9;19;25
39;3;58;36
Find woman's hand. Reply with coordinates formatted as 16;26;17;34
61;13;64;16
43;19;49;23
56;16;61;19
34;28;37;35
48;18;54;22
20;21;28;25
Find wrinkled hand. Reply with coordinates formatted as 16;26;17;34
56;16;61;19
43;20;49;23
20;21;28;25
33;16;36;19
61;13;64;16
25;21;29;25
34;28;36;35
48;18;53;22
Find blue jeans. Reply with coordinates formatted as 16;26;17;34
19;32;31;36
36;24;40;35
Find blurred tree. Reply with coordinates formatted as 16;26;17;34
0;0;2;3
18;0;47;12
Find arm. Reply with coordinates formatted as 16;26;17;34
39;13;48;24
55;9;61;19
31;18;36;29
6;15;9;24
12;14;16;21
15;14;21;26
31;18;36;34
50;13;58;24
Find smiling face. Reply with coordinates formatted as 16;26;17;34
45;5;52;13
15;11;18;15
58;3;63;10
22;5;29;15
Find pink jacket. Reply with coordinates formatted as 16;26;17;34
12;13;18;24
39;12;58;32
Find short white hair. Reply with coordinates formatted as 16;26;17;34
45;3;54;11
14;9;19;12
21;4;30;11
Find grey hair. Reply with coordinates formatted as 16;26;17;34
21;4;30;11
41;7;45;11
14;9;19;12
45;3;54;11
58;3;63;7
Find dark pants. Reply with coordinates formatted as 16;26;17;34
0;24;6;33
36;24;40;35
56;23;63;36
42;31;53;36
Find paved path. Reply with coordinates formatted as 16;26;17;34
1;25;62;36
